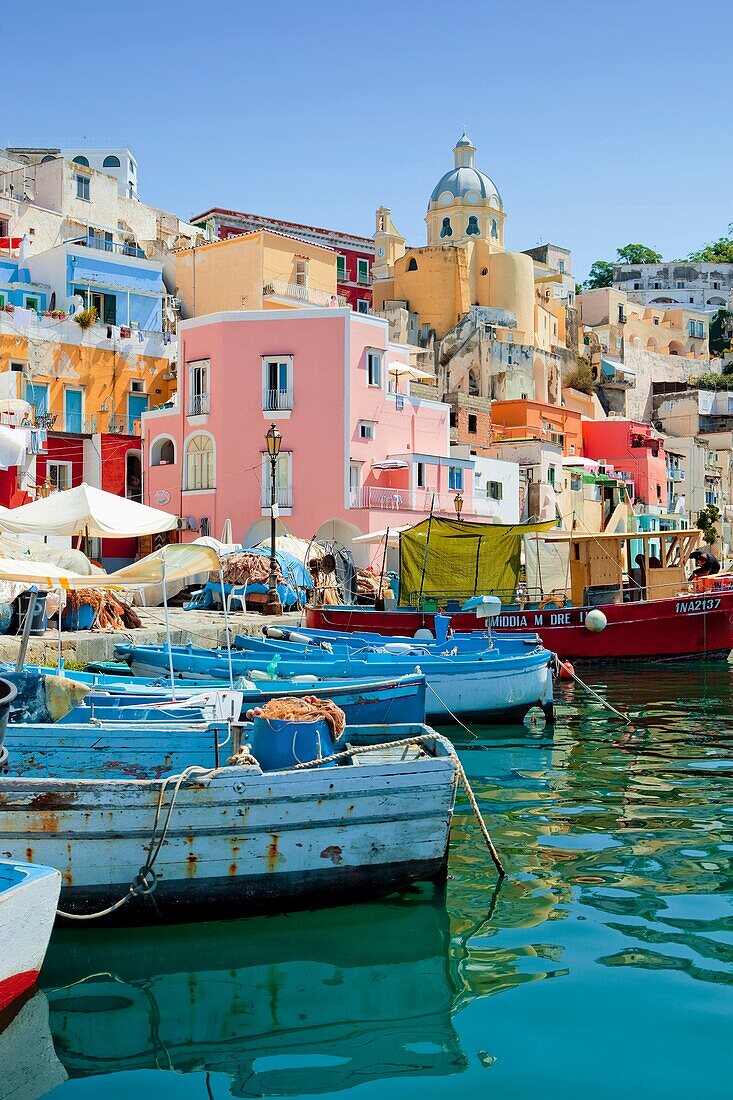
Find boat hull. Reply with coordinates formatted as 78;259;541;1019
117;646;554;723
0;727;458;922
0;862;61;1010
305;591;733;661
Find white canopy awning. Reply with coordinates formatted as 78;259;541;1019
0;483;179;538
352;524;410;546
0;544;220;590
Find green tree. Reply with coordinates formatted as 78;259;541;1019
696;504;721;546
710;309;733;358
584;260;613;289
688;224;733;263
615;243;663;264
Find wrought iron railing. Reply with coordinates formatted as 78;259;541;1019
188;394;210;416
263;388;293;412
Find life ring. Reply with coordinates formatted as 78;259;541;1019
539;594;567;611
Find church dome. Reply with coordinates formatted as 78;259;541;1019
428;133;502;210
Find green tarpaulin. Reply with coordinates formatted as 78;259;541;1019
398;516;556;606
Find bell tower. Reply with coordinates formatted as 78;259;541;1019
373;206;405;281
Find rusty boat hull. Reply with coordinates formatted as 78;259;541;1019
0;722;457;923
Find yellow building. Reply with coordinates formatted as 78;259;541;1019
372;134;574;406
175;230;343;317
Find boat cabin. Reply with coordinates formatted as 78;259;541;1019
553;528;703;607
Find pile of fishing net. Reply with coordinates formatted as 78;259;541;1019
63;589;143;631
356;566;392;601
222;553;284;587
245;695;347;740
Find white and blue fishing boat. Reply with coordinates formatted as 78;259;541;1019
115;632;555;724
0;860;61;1011
7;666;427;728
0;707;459;921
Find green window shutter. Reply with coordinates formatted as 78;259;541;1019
103;295;117;325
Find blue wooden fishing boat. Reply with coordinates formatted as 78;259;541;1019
0;716;459;921
9;667;427;728
115;636;555;723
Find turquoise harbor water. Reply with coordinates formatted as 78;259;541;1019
11;663;733;1099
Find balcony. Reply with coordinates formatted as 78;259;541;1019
263;280;347;308
668;468;685;482
261;485;293;509
352;486;468;513
68;235;146;259
262;388;293;412
57;415;98;435
188;394;210;416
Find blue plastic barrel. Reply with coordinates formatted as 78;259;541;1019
249;715;337;771
61;602;96;631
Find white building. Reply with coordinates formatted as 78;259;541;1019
466;453;521;524
7;147;138;200
614;261;733;314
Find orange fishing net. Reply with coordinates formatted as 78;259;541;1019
246;695;347;740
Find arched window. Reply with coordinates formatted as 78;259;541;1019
491;219;498;239
41;154;55;163
466;216;480;236
407;257;418;271
185;434;214;489
72;155;89;166
150;436;176;466
440;217;452;239
103;155;121;168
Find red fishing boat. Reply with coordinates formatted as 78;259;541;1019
307;529;733;661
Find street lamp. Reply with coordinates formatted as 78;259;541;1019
264;423;283;615
454;492;464;521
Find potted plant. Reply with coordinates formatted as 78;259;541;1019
73;305;98;330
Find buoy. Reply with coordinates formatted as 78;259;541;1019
558;660;575;681
585;609;608;633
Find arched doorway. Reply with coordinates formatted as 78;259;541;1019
316;518;368;566
125;449;142;503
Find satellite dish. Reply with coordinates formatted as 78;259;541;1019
23;189;35;203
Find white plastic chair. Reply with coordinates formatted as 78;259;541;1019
225;582;248;614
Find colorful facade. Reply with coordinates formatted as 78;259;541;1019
191;209;374;313
582;418;668;507
143;309;488;559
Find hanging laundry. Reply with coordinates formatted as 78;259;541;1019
106;326;113;339
163;330;171;345
137;330;145;343
119;326;131;339
12;307;33;332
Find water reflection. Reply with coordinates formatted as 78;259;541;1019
5;664;733;1098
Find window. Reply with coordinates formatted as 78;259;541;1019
634;282;641;290
129;160;135;175
261;451;292;508
150;436;175;466
64;387;84;432
336;255;347;280
689;320;696;337
448;466;463;491
41;154;55;164
47;461;72;491
697;321;705;338
23;295;40;311
416;461;426;488
367;351;381;387
188;359;210;415
72;155;89;166
185;434;214;489
358;420;375;440
617;304;625;322
558;260;566;274
262;357;293;411
407;258;418;271
468;413;477;434
440;217;452;239
131;379;145;394
76;174;90;200
466;215;480;236
357;258;370;284
676;281;684;289
357;299;369;313
654;282;660;289
295;259;309;287
491;219;498;239
0;293;5;309
487;480;503;501
548;466;556;487
25;382;49;414
103;155;121;168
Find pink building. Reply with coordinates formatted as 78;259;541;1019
143;308;478;559
582;419;667;507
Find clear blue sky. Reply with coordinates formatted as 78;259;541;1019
11;0;731;281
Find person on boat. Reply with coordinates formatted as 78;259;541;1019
633;553;663;599
689;547;720;579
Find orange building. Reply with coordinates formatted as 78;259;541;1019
490;399;583;458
